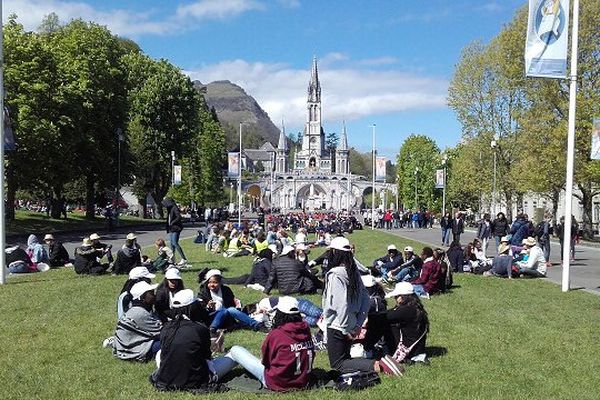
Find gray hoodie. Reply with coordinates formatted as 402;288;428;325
322;265;370;335
114;305;162;362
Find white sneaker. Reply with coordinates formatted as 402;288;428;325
177;259;188;265
102;336;115;349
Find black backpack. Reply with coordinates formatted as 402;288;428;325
335;371;381;391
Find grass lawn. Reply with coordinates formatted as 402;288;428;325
1;229;599;400
7;210;163;236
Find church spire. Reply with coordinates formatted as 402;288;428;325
339;120;348;151
277;119;288;151
308;55;321;103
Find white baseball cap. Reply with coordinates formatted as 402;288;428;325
403;246;414;253
385;282;415;298
275;296;300;314
90;233;101;240
128;266;156;280
204;269;222;282
387;244;398;251
130;281;158;300
361;274;376;288
280;245;295;256
329;237;352;252
165;268;182;280
172;289;197;308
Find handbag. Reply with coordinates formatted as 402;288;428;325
392;329;427;363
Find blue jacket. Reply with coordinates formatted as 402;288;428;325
510;219;530;246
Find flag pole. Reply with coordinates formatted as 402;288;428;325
561;0;580;292
0;2;6;285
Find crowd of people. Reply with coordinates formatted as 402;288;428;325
362;209;436;230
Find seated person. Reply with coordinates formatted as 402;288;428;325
199;269;263;333
5;244;37;274
112;233;142;275
434;248;452;292
365;282;429;363
244;248;275;291
109;281;162;362
387;246;422;282
250;296;323;327
264;246;319;296
74;237;108;275
90;233;114;265
483;243;513;278
211;230;229;254
225;297;315;392
44;234;72;268
361;274;387;313
151;238;174;273
410;247;442;299
471;239;492;274
150;289;237;392
224;230;252;258
446;240;465;273
26;234;50;272
372;244;403;276
155;268;185;322
295;228;308;245
253;231;269;255
117;266;156;319
517;237;547;278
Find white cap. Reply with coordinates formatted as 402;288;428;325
172;289;197;308
275;296;300;314
330;237;352;252
280;245;295;256
387;244;397;251
129;266;156;280
403;246;414;253
165;268;182;280
90;233;101;240
361;274;376;288
204;269;222;282
126;233;137;240
386;282;414;298
500;236;509;242
130;281;158;300
44;234;55;241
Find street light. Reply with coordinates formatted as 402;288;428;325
116;128;124;226
414;167;419;211
238;122;243;226
229;182;234;205
491;138;498;217
442;154;448;215
371;124;376;230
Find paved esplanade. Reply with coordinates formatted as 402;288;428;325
377;226;600;295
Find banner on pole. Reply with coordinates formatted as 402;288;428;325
435;169;445;189
375;157;387;181
591;118;600;160
228;152;240;178
173;165;182;185
525;0;570;79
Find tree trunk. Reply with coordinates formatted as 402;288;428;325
5;159;16;221
85;175;96;220
578;183;594;240
137;197;147;219
551;188;560;227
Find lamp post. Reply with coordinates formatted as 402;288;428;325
116;128;124;227
442;154;448;215
171;150;175;186
229;182;233;205
491;138;498;217
414;167;419;211
238;122;243;226
371;124;376;230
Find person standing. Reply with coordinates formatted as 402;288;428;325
162;198;188;266
440;212;451;246
476;214;493;256
536;213;552;265
555;215;578;262
449;212;464;244
491;212;509;252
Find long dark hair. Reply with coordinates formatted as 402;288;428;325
272;309;303;329
161;302;209;355
119;277;150;295
328;248;360;298
398;294;429;334
159;277;185;292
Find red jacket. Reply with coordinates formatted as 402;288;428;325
412;258;442;294
261;321;314;392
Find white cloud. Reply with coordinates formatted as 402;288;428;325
185;55;447;128
3;0;264;36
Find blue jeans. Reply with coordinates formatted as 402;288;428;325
227;345;266;385
393;266;417;282
211;307;259;330
298;299;322;326
168;231;187;261
209;356;238;381
412;284;428;297
151;340;161;357
8;262;33;274
441;228;450;245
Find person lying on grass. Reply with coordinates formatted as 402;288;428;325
151;289;236;392
117;266;156;319
225;296;315;392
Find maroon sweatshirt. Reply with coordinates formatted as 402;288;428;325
412;258;442;294
261;320;315;392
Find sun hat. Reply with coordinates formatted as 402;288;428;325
204;269;222;282
90;233;101;240
82;237;92;246
165;268;182;280
361;274;376;288
126;233;137;240
498;243;511;254
280;245;295;256
500;236;510;243
385;281;415;298
274;296;300;314
44;234;54;241
404;246;414;253
329;236;352;252
522;237;537;247
129;266;156;280
387;244;398;251
171;289;197;308
130;281;158;300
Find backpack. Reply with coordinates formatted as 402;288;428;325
534;221;546;240
439;259;453;291
335;371;381;391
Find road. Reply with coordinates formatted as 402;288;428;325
375;226;600;295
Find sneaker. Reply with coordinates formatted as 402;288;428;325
379;355;404;376
102;336;115;349
419;293;430;300
210;330;225;353
177;259;188;265
254;322;270;333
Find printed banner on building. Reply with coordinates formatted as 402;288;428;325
375;157;387;181
525;0;570;79
173;165;182;185
435;169;445;189
591;118;600;160
228;152;240;178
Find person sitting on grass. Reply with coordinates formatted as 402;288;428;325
409;247;442;299
224;230;252;258
248;296;323;328
483;243;513;278
516;237;547;278
446;240;465;273
112;233;143;275
5;244;38;274
117;266;156;319
322;236;404;376
371;244;403;277
44;234;72;268
26;234;50;272
150;289;237;392
109;281;162;362
151;238;175;273
198;269;264;334
212;230;229;254
155;268;186;322
386;246;422;282
225;296;316;392
74;237;108;275
89;233;114;266
244;247;275;292
263;246;319;296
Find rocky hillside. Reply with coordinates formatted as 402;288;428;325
194;80;281;149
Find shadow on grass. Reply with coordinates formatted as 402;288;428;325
425;346;448;358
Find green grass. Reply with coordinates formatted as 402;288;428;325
7;210;163;236
2;229;600;400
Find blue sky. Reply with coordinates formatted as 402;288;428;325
5;0;526;158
